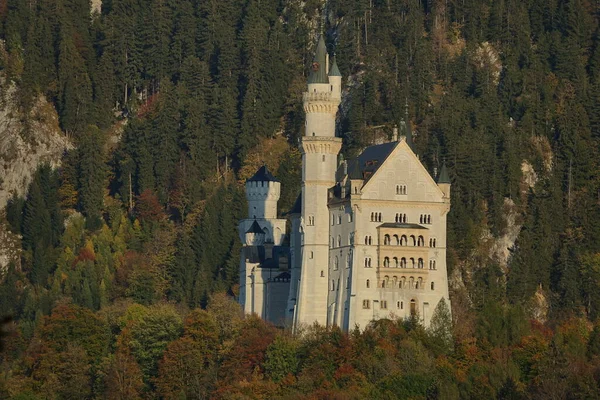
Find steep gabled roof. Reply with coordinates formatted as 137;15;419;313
346;141;399;184
247;165;278;182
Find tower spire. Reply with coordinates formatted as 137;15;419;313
308;35;329;84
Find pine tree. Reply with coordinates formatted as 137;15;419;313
78;126;107;230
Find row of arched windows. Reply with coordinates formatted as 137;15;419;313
396;185;407;195
429;260;437;270
382;257;425;269
332;255;353;270
395;213;407;223
383;234;425;246
371;212;382;222
364;257;372;268
374;276;435;291
420;214;431;224
364;236;373;245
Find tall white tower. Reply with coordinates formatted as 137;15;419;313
294;36;343;328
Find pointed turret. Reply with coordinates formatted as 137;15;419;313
437;162;450;184
308;35;329;84
329;54;341;77
437;161;451;199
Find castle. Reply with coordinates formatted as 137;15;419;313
238;36;451;331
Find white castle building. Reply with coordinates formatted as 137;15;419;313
238;36;451;331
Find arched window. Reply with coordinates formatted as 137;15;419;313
419;215;423;224
427;215;431;224
310;251;314;259
368;258;372;267
400;258;407;268
429;238;432;247
320;270;324;277
334;256;339;270
364;258;368;268
401;235;407;246
337;235;342;247
366;279;370;288
401;301;404;310
384;234;391;245
379;213;382;222
381;280;386;288
418;236;424;246
415;281;419;289
394;235;399;245
396;185;400;194
410;235;416;246
433;239;436;247
403;214;407;223
383;257;390;268
338;215;342;224
410;299;416;315
433;260;436;270
418;277;423;289
431;282;435;290
418;258;424;269
395;213;399;222
410;258;415;268
365;236;369;245
393;257;399;268
369;236;372;245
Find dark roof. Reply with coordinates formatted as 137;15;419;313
347;141;398;183
287;193;302;215
245;220;265;234
378;223;428;230
272;271;291;282
308;35;329;84
347;159;363;180
247;165;278;182
437;162;450;184
329;55;341;76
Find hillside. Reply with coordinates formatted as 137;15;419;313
1;0;600;398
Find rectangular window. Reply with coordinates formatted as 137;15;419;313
362;300;370;309
381;301;387;309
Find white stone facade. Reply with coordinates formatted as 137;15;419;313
238;37;451;331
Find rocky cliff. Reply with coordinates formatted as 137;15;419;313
0;78;70;274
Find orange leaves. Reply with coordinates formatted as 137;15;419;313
135;189;165;223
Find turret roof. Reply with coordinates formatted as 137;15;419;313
247;165;278;182
437;162;450;184
308;35;329;84
329;55;341;77
245;220;265;234
286;193;302;215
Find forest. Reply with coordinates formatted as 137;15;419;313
1;0;600;398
